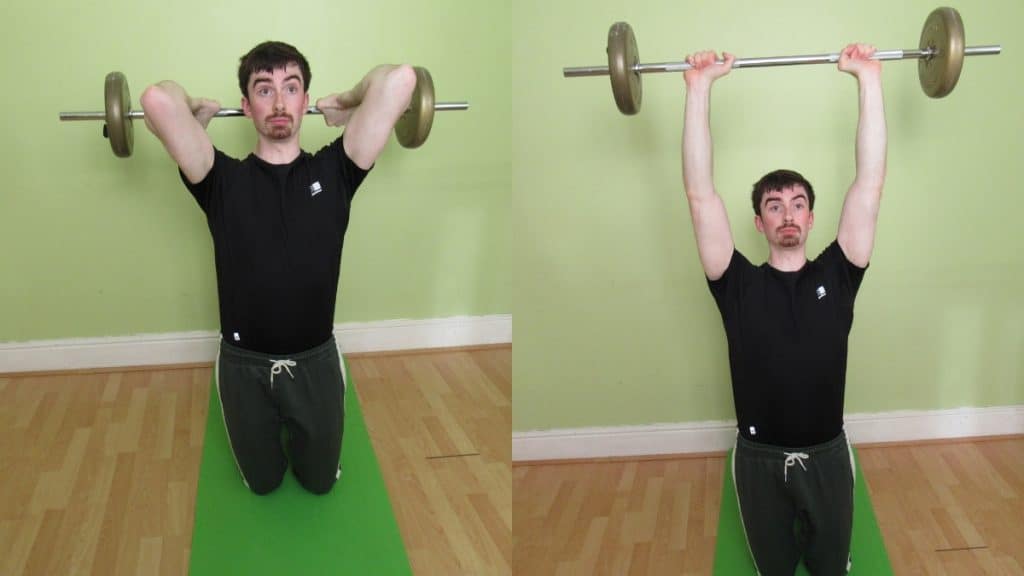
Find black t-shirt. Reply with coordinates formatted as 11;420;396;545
182;136;369;354
707;240;867;447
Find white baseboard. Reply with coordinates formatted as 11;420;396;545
512;405;1024;462
334;314;511;354
0;314;511;373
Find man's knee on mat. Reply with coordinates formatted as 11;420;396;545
246;470;286;496
295;467;340;495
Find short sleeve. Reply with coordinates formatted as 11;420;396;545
707;250;756;316
816;240;868;302
179;149;235;214
312;134;372;203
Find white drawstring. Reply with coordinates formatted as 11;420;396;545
783;452;809;483
269;359;296;388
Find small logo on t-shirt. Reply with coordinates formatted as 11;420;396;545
816;285;827;300
309;181;323;197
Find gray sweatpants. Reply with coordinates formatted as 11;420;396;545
215;336;346;495
732;430;855;575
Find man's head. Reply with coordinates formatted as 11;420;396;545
238;41;311;99
237;41;311;142
751;169;816;250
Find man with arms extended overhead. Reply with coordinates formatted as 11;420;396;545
681;44;885;574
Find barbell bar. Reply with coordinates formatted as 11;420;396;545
563;7;1001;115
60;67;469;157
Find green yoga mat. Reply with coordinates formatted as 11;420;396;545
189;365;411;575
713;447;892;575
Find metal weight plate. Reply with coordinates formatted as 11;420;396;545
395;67;435;148
607;22;642;115
918;7;965;98
104;71;134;157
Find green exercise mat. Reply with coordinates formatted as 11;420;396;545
189;364;411;575
713;447;892;575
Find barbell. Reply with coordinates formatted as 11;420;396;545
563;7;1001;115
60;67;469;157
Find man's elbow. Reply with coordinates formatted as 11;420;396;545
387;65;418;104
140;84;176;121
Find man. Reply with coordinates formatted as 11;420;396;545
141;41;417;495
681;44;885;574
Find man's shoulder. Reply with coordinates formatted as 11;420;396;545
810;239;856;271
732;249;760;273
709;249;760;290
202;148;245;173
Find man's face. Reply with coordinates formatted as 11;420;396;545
242;63;308;142
754;185;814;249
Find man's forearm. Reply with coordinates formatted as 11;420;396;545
854;76;887;190
683;85;716;201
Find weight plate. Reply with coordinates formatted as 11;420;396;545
104;71;133;157
395;67;435;148
607;22;642;115
918;7;965;98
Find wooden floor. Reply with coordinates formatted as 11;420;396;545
5;350;1022;576
352;347;511;575
513;437;1024;575
0;345;510;576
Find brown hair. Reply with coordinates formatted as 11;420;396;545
751;169;815;215
238;41;311;98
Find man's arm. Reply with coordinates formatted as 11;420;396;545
316;65;417;170
836;43;887;268
682;51;736;281
139;81;220;184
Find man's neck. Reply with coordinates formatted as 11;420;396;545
767;246;808;272
254;137;302;165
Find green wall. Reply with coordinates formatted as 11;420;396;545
2;0;1021;430
0;0;511;342
514;0;1023;430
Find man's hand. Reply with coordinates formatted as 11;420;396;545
315;90;362;127
684;51;735;90
837;43;881;79
189;97;221;129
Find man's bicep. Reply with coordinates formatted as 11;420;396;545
836;183;881;268
688;193;735;280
